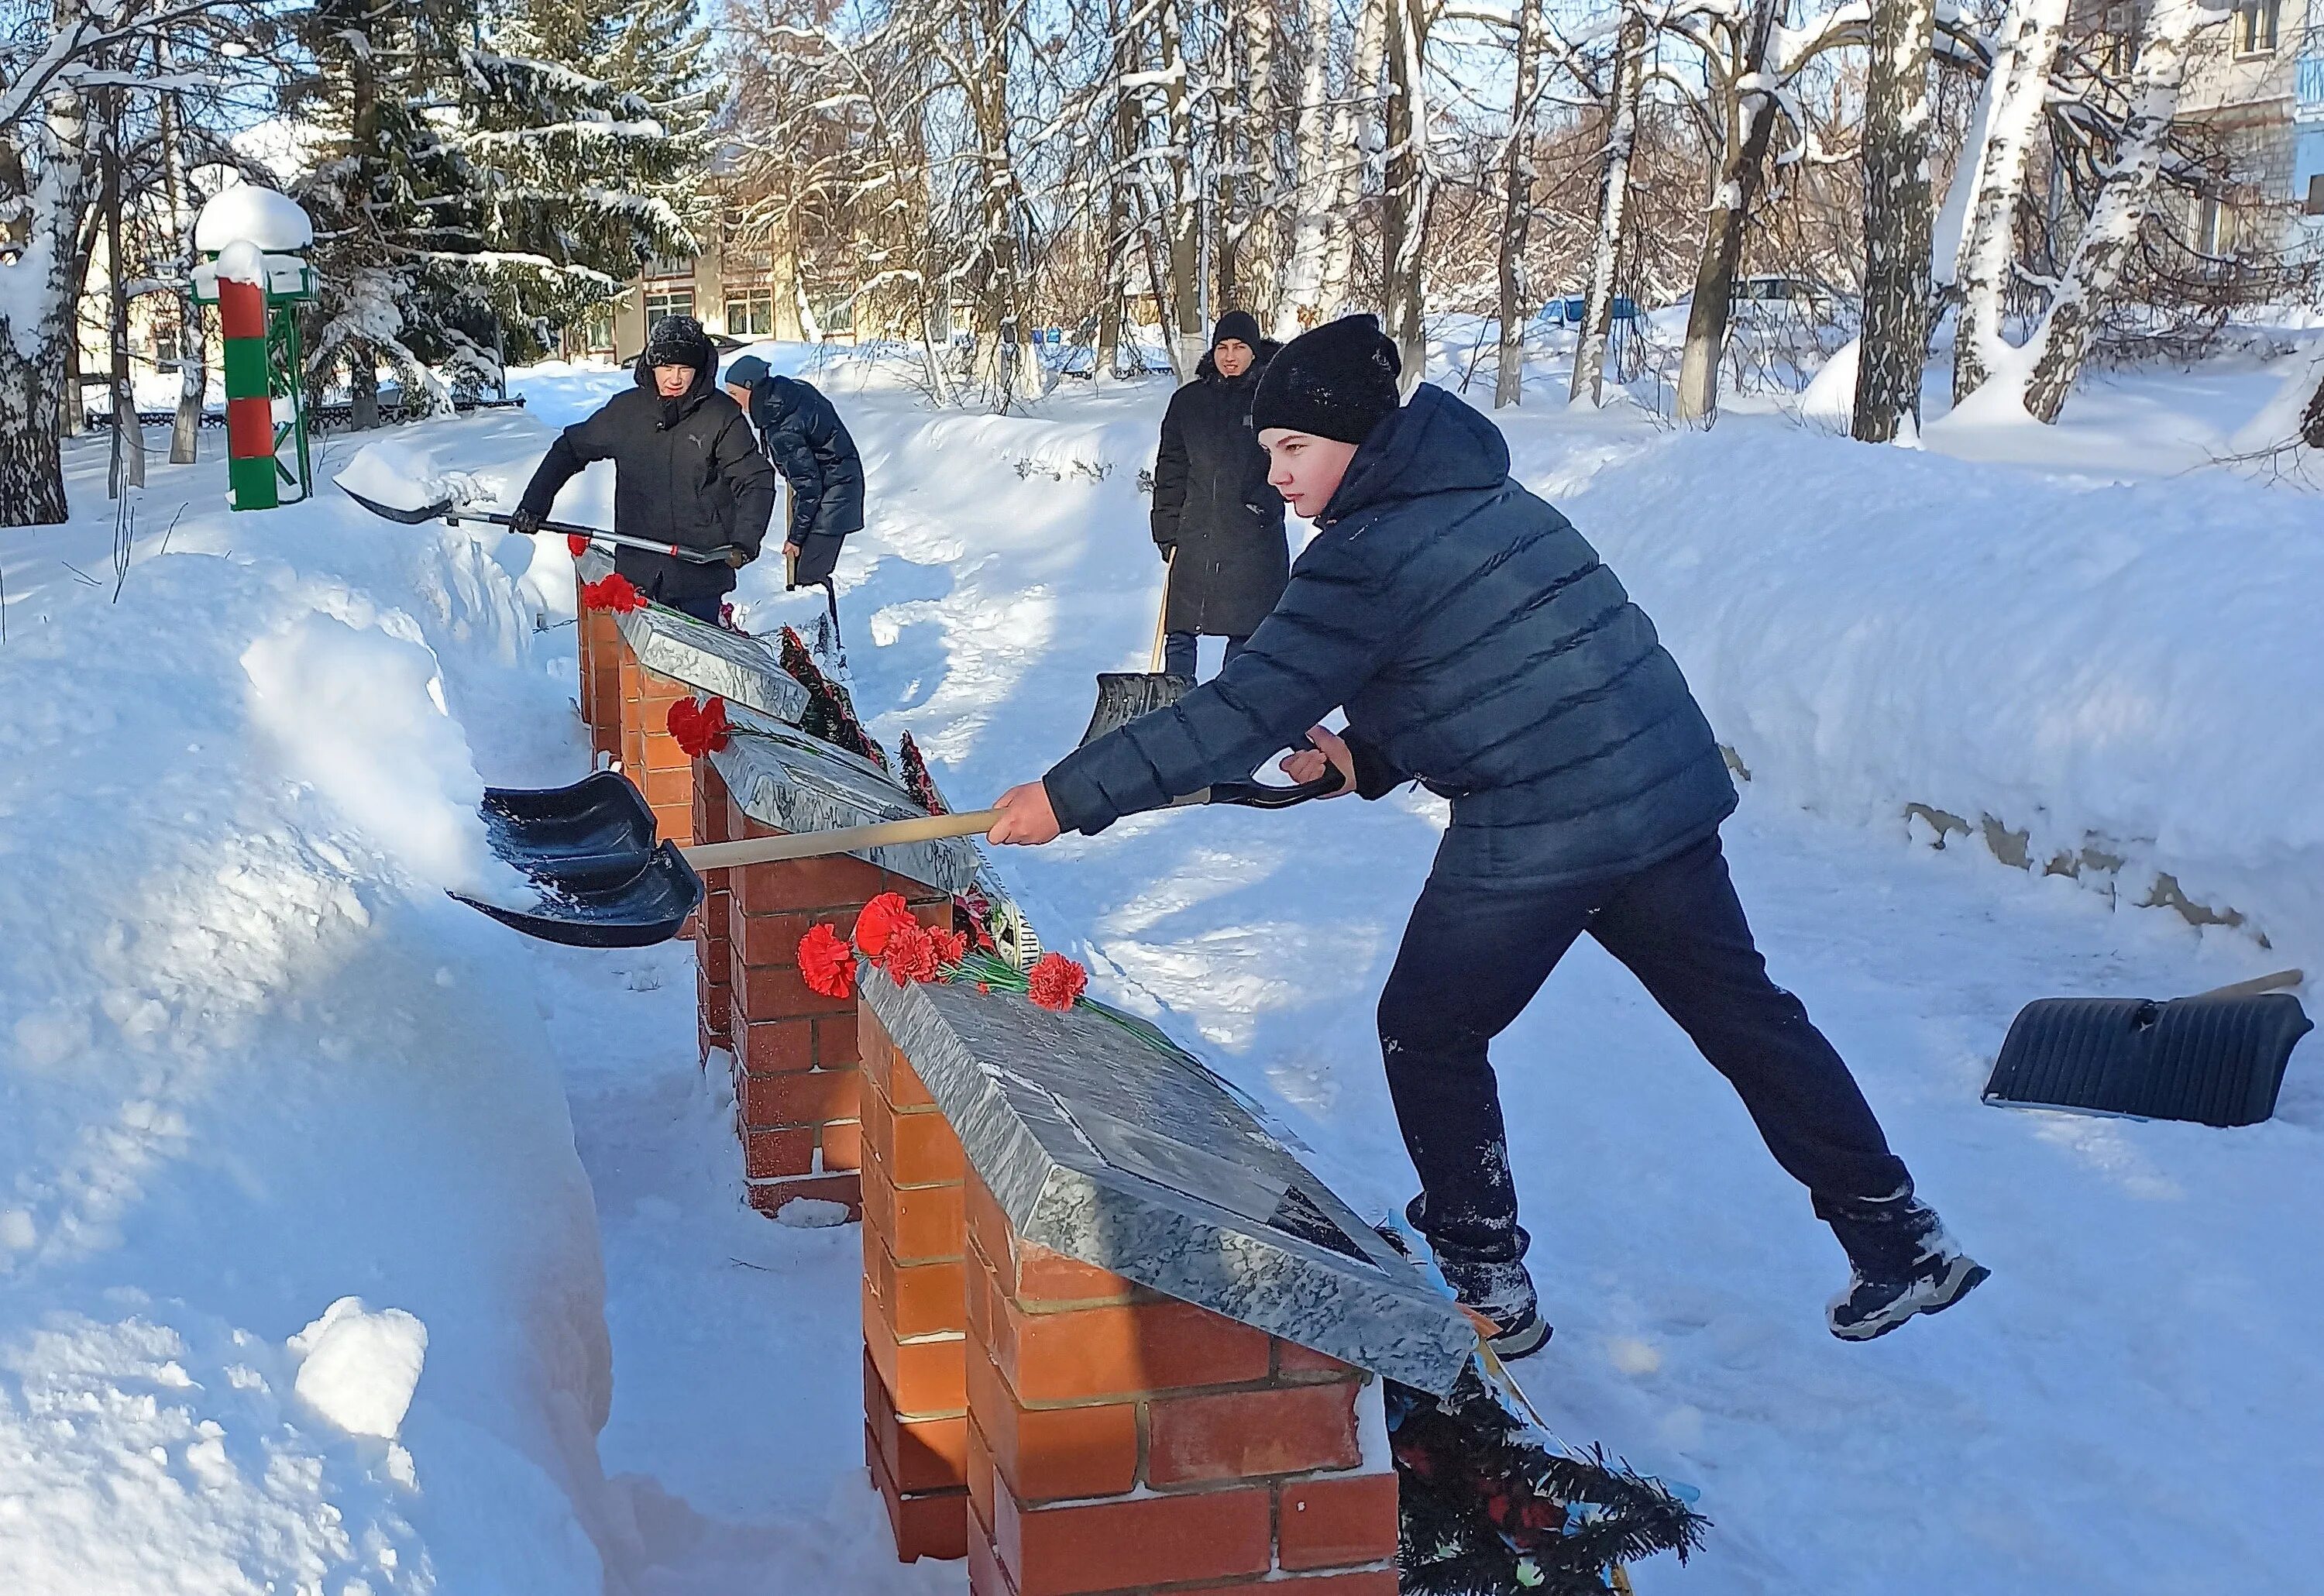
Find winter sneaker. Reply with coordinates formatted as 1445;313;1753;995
1823;1190;1990;1342
1434;1247;1552;1360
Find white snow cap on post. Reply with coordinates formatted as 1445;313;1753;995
214;239;268;287
194;184;314;253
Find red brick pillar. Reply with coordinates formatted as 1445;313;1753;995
720;798;950;1221
859;1012;971;1560
963;1169;1397;1596
617;646;694;844
573;568;624;768
695;759;733;1068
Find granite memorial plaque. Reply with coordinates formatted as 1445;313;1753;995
861;973;1478;1395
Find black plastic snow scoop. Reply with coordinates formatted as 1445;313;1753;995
461;765;1344;946
1983;968;2311;1127
339;483;744;566
454;772;706;948
1076;553;1344;806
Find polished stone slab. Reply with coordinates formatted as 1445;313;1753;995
612;606;809;724
707;717;983;897
859;973;1477;1395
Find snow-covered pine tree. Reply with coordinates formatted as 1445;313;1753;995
288;0;485;425
455;0;713;363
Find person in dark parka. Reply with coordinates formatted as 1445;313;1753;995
514;315;776;621
722;354;867;589
1148;310;1288;678
985;314;1987;1355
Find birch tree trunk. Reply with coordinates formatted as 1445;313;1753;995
1951;0;2071;404
1494;0;1542;407
1851;0;1937;442
1318;0;1388;318
158;35;204;465
1098;0;1139;377
104;88;143;497
2011;0;2209;422
1674;0;1782;426
0;45;97;527
1160;0;1205;377
1273;0;1342;336
1380;0;1433;388
1570;1;1648;407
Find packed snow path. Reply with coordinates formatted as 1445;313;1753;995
2;356;2311;1594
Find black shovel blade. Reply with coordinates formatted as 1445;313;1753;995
453;772;704;948
1985;992;2312;1126
339;483;458;525
1081;670;1195;746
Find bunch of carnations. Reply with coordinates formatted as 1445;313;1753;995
581;572;645;612
666;694;731;756
798;892;1087;1009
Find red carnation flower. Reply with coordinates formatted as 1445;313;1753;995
582;573;645;613
852;891;916;958
1025;952;1088;1012
667;695;730;757
879;922;940;985
796;923;855;999
566;533;590;556
927;925;968;967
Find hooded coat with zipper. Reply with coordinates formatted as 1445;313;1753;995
748;373;865;588
1046;382;1738;890
1150;343;1290;638
516;330;777;607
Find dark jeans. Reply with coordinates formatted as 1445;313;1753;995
1378;832;1910;1262
665;593;724;624
1163;631;1249;679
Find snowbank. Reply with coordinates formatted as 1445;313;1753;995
0;418;624;1592
1504;408;2324;961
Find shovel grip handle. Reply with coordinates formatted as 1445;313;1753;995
681;810;1002;872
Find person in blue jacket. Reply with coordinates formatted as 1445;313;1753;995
986;314;1986;1356
722;354;867;590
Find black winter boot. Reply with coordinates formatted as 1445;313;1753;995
1820;1188;1989;1341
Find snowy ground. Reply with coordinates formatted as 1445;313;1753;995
3;346;2316;1594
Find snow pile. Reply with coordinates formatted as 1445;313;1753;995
0;415;623;1593
242;613;524;896
193;184;314;253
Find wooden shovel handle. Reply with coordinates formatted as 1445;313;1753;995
679;809;1002;872
1150;552;1174;673
2192;968;2304;1001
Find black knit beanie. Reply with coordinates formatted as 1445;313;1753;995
1211;310;1263;349
1250;314;1402;444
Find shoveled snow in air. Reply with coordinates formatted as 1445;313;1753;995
1;335;2313;1596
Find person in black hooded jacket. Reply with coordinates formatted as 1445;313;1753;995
514;315;777;621
1148;311;1288;678
722;354;866;590
985;314;1987;1356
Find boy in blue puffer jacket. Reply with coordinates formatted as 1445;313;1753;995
986;315;1986;1354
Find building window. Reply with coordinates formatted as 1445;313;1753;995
153;323;183;367
581;304;615;353
2307;174;2324;218
2233;0;2277;54
643;285;696;327
725;287;775;338
2197;194;2238;256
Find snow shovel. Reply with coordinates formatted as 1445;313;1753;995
462;762;1346;947
1081;551;1194;745
339;483;745;566
1983;968;2311;1127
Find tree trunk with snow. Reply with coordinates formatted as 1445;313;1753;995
1493;0;1542;408
1674;0;1783;427
1098;0;1140;377
1380;0;1432;389
2010;0;2211;423
1570;2;1648;407
157;36;203;466
103;90;142;497
0;58;97;527
1274;0;1342;337
1951;0;2071;404
1160;0;1205;377
1318;0;1389;321
1851;0;1937;442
